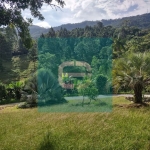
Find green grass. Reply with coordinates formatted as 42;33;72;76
38;98;112;112
0;97;150;150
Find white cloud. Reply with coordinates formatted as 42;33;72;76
64;0;150;21
34;21;51;28
22;0;150;27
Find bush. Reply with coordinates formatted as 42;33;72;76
37;68;67;105
0;83;6;100
96;74;107;94
17;102;27;109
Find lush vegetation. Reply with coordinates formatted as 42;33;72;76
0;0;65;48
1;17;150;105
0;5;150;150
29;13;150;38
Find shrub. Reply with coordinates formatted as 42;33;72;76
96;74;107;94
0;83;6;100
37;68;67;105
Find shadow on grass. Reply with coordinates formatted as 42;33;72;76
69;99;109;107
94;101;108;107
38;98;68;107
70;102;91;107
38;132;56;150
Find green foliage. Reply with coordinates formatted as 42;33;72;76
63;66;86;73
96;74;107;94
7;81;24;100
85;83;98;103
28;42;38;70
0;83;6;100
5;26;19;51
37;68;66;105
0;32;12;71
38;52;58;75
0;0;65;48
0;81;25;104
113;52;150;103
1;14;150;99
77;78;98;106
112;37;126;58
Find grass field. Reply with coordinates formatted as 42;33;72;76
38;98;112;112
0;97;150;150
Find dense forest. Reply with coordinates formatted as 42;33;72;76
53;13;150;30
1;1;150;149
29;13;150;38
0;13;150;105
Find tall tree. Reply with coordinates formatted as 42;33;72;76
28;43;38;70
112;36;126;58
0;32;11;71
0;0;65;48
5;26;18;52
113;52;150;103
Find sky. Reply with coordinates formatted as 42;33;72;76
22;0;150;28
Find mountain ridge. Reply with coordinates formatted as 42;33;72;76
29;13;150;38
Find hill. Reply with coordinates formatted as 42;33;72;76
29;25;49;38
29;13;150;38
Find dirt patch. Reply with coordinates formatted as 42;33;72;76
114;103;149;108
0;104;17;111
0;107;5;111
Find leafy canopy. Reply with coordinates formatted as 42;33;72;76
0;0;65;48
113;52;150;103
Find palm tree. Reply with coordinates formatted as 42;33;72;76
37;68;65;105
113;52;150;103
24;69;66;105
7;81;24;100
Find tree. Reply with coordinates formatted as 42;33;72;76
113;52;150;103
38;52;58;75
96;74;107;94
8;81;24;100
18;39;28;54
77;79;98;106
112;35;126;58
47;27;56;38
5;26;19;52
24;73;37;94
86;83;98;104
91;56;100;76
0;0;65;48
0;82;7;100
0;32;12;71
37;68;66;105
28;43;38;70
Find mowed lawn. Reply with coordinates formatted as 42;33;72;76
0;97;150;150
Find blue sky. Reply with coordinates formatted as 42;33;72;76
22;0;150;28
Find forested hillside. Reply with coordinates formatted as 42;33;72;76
29;13;150;38
1;20;150;82
1;13;150;106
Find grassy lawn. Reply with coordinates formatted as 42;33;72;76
38;97;112;112
0;97;150;150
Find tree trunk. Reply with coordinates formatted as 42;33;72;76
82;95;84;107
89;99;91;104
133;81;143;103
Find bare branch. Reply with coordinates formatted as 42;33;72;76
50;3;62;11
